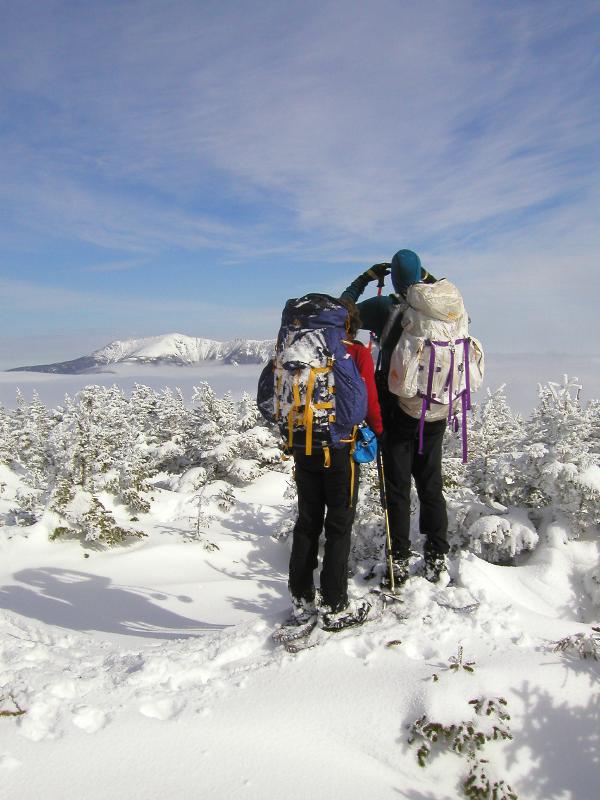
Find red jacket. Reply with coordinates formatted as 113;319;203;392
346;341;383;436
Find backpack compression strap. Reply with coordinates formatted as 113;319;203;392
287;365;334;456
417;338;473;463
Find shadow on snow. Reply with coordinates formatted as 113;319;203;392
0;567;229;639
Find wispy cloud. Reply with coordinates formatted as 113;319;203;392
0;0;599;359
2;1;598;254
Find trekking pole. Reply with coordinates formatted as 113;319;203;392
376;441;395;593
368;274;386;352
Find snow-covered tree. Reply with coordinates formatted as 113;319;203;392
464;387;525;507
509;376;600;534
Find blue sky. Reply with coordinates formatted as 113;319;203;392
1;0;599;367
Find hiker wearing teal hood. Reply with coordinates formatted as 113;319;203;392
341;249;450;588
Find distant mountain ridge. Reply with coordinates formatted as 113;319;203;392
9;333;276;374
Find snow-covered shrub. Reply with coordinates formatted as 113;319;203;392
464;387;525;505
270;472;298;542
0;381;290;546
188;383;283;487
0;692;26;718
0;404;13;466
586;398;600;456
50;492;147;547
227;458;261;484
141;386;189;472
407;695;517;800
552;628;600;661
459;510;538;564
583;567;600;607
508;377;600;535
6;391;57;489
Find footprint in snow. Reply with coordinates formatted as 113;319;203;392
139;697;185;721
0;753;22;770
71;705;108;734
18;698;61;742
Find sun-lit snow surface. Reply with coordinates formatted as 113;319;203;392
94;333;275;366
1;463;598;800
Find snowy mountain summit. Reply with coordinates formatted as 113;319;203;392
9;333;276;374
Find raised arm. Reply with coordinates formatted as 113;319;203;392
341;263;390;303
341;263;395;339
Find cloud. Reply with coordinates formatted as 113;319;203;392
0;276;281;348
1;0;598;256
0;0;599;361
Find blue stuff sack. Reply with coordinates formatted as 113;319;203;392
353;425;378;463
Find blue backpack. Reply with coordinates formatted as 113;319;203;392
257;294;368;454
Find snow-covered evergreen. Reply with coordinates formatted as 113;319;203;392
1;374;598;560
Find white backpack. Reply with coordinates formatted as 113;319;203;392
387;279;484;461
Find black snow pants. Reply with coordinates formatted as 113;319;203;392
288;445;359;612
381;406;449;560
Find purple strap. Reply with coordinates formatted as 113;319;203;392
425;342;436;411
461;392;468;463
447;347;455;423
418;396;427;455
463;338;472;411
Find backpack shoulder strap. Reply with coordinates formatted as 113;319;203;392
379;295;406;356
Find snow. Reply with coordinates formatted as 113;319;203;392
1;368;599;799
93;333;273;365
1;461;599;799
579;464;600;492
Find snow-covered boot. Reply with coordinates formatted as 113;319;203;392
380;557;410;591
423;553;449;585
291;595;318;625
321;598;371;631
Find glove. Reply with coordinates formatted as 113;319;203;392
351;262;391;294
364;262;391;282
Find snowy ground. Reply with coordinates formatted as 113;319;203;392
2;352;600;416
1;465;599;799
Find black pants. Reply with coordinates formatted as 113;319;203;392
381;407;449;560
288;445;358;612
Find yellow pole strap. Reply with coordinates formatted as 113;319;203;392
349;453;356;508
287;408;295;450
349;425;358;456
348;426;358;507
303;368;317;456
292;370;302;406
287;370;302;451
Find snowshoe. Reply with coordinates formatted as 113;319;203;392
272;614;318;644
321;598;371;632
281;625;324;653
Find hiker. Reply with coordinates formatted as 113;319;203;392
342;249;483;587
257;294;382;630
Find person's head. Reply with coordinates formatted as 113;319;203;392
391;249;422;294
339;297;361;339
